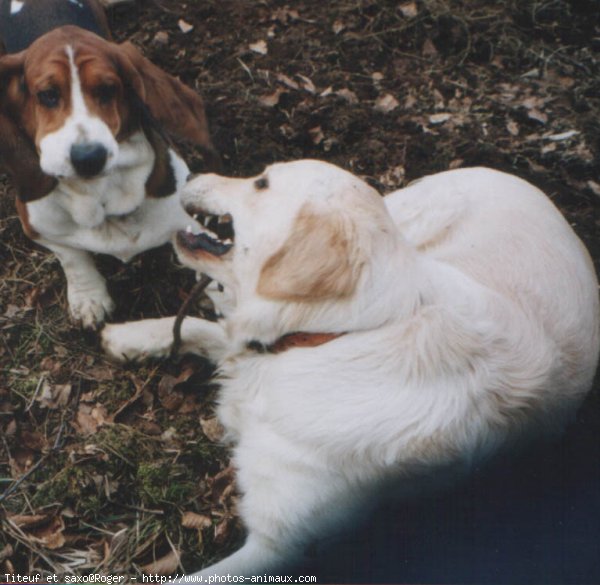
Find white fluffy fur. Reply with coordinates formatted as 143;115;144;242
102;161;600;577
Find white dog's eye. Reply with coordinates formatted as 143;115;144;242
254;176;269;190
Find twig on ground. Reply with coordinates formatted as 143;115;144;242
171;274;212;359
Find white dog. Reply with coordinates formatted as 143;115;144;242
102;161;600;577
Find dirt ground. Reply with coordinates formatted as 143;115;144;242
1;0;599;581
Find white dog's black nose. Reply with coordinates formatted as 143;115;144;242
70;142;108;178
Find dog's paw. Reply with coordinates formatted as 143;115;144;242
68;286;115;329
101;320;174;363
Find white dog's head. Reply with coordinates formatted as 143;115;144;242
176;160;406;344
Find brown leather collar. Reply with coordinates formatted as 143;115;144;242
247;331;345;354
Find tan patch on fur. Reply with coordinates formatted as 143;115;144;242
78;54;124;137
16;199;39;239
257;204;361;301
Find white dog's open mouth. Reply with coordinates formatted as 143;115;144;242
177;207;235;257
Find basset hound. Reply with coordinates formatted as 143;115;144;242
0;0;220;327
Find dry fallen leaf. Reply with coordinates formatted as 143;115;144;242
178;19;193;34
277;73;300;90
5;418;16;437
182;511;213;530
20;430;47;452
208;466;237;506
429;112;452;125
8;514;50;529
200;417;225;443
372;71;384;85
8;514;66;550
249;40;268;55
271;7;299;24
449;158;465;169
3;304;21;318
213;514;237;545
422;38;438;58
76;403;108;435
308;126;325;145
378;165;405;189
153;31;169;45
332;20;345;34
506;119;520;136
404;93;417;109
9;447;36;477
547;130;579;141
297;74;316;94
158;374;184;412
527;108;548;124
258;88;284;108
37;382;72;410
140;550;180;575
85;365;115;382
335;88;359;105
374;93;400;113
399;1;418;18
586;180;600;197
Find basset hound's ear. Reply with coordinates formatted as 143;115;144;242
257;205;364;302
0;52;57;202
140;116;178;198
115;41;221;172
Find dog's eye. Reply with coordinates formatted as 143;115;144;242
95;83;117;105
37;88;60;108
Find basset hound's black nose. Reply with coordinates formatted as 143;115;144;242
70;142;108;178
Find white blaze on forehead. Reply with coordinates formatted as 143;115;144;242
10;0;24;14
67;45;89;133
38;44;120;179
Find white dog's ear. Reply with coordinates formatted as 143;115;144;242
257;205;362;301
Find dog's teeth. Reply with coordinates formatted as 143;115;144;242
203;215;212;227
186;225;193;234
193;213;200;221
223;238;233;245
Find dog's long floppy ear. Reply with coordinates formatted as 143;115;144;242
257;205;363;302
0;52;58;201
115;41;221;172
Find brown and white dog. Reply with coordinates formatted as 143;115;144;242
102;161;599;577
0;0;220;327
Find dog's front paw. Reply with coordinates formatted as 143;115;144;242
101;320;174;363
68;286;115;329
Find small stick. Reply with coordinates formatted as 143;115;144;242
171;274;212;358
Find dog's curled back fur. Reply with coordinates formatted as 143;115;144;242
102;161;600;577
